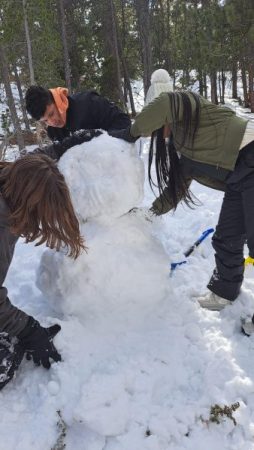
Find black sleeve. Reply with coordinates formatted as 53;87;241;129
32;129;102;161
47;126;70;143
0;197;29;336
90;93;131;132
108;126;139;143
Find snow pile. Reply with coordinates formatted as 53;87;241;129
58;132;144;221
2;129;254;449
37;133;169;322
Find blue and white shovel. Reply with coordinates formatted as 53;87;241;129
170;228;214;273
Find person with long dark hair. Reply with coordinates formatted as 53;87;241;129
0;130;99;389
110;91;254;334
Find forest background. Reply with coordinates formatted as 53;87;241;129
0;0;253;152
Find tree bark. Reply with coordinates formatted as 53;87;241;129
197;69;204;96
203;73;208;99
0;43;25;152
134;0;152;97
210;71;218;104
218;70;225;104
248;63;254;113
100;0;124;105
118;0;136;115
23;0;35;84
231;62;238;99
240;60;249;107
13;64;30;131
221;70;226;104
58;0;72;92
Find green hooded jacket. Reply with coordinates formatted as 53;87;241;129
130;92;248;214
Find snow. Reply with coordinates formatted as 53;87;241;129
1;105;254;449
58;132;144;221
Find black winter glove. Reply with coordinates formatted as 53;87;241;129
108;126;139;143
33;129;102;161
18;317;61;369
53;129;103;159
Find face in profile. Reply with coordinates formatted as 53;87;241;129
40;102;65;128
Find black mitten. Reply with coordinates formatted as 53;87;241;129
53;129;102;159
72;129;102;141
18;317;61;369
108;126;139;143
33;129;102;160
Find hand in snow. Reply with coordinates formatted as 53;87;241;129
127;207;155;222
18;317;61;369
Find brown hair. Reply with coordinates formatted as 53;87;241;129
0;154;85;259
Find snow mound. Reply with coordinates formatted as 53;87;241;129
37;216;169;321
58;132;144;221
37;133;169;322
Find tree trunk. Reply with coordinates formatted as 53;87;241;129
221;70;226;104
248;63;254;113
23;0;49;147
13;64;30;131
218;72;222;103
0;43;25;152
231;62;238;99
117;0;136;115
198;69;204;96
100;0;124;105
23;0;35;84
183;69;190;89
134;0;152;97
240;60;249;107
218;70;225;104
203;73;208;99
58;0;72;92
121;56;136;116
164;0;171;72
210;71;218;104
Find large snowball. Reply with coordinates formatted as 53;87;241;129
37;216;169;324
58;132;144;221
37;133;169;324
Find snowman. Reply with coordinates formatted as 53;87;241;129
36;132;169;327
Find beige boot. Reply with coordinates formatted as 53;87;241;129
197;291;232;311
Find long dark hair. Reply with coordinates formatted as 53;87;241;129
148;91;201;211
0;154;85;259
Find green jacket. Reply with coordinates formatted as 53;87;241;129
130;92;248;214
151;172;226;215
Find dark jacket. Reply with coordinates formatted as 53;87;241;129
47;90;131;142
0;196;24;336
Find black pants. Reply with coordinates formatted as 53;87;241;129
0;334;24;390
208;142;254;301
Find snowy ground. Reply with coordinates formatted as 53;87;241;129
1;126;254;450
1;84;254;449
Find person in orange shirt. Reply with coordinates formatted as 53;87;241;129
25;86;131;143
